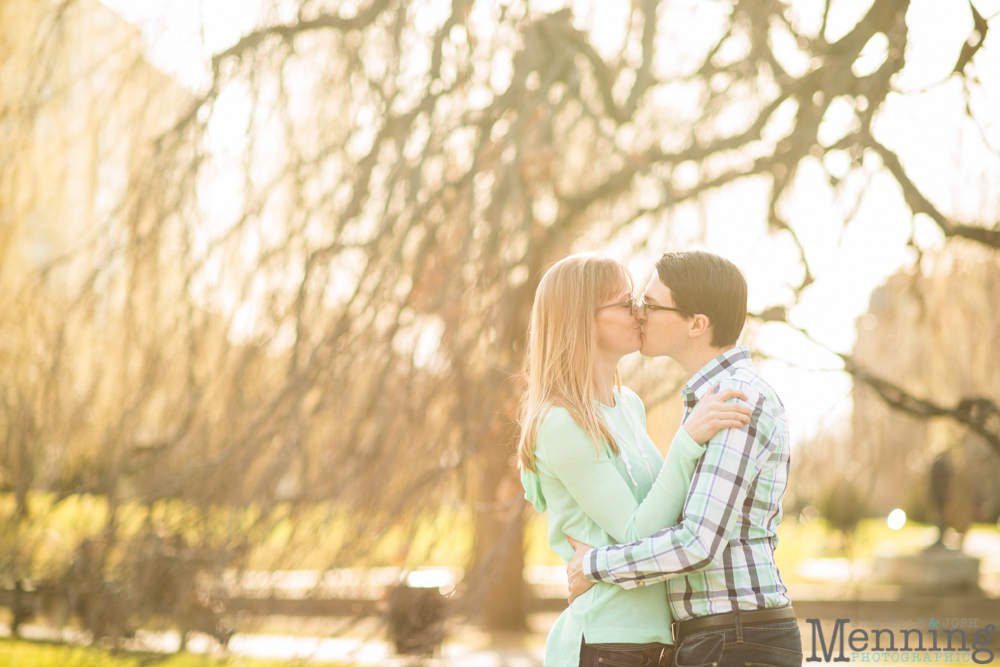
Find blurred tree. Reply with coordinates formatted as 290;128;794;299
817;473;868;555
1;0;999;635
852;242;1000;527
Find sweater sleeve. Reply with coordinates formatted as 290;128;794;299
636;424;705;536
584;380;774;588
536;402;705;545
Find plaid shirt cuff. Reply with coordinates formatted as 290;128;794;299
584;546;642;589
584;547;603;583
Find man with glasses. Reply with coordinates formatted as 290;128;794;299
568;251;801;667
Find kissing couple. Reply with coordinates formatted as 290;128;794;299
518;251;800;667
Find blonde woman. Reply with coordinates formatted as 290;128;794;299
518;255;750;667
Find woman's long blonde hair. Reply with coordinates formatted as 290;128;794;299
517;254;633;472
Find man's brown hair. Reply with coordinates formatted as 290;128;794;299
654;251;747;347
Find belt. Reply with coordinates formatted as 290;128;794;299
673;605;796;643
580;643;674;667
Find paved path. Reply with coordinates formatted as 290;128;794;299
1;619;547;666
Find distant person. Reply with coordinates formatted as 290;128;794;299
565;251;801;667
517;254;752;667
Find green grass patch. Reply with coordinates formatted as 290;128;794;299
6;491;996;581
0;491;478;576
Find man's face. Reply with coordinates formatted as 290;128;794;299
637;275;691;358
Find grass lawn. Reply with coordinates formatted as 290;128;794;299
0;491;477;575
5;491;998;581
0;636;350;667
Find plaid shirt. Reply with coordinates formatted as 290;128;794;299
584;345;792;621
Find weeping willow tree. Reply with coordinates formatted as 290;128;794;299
1;0;999;637
851;242;1000;525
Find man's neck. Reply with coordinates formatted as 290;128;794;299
676;344;735;378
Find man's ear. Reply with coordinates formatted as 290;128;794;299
688;314;712;338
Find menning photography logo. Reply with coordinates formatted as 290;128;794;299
806;618;997;664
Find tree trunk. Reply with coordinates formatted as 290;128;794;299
471;442;527;630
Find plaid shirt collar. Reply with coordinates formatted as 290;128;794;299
682;345;754;411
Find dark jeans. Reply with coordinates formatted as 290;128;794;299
673;619;803;667
579;643;673;667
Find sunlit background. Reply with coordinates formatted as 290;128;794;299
1;0;999;663
97;0;1000;445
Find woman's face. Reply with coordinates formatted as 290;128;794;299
594;283;642;358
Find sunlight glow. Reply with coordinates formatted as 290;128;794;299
96;0;1000;446
406;568;454;588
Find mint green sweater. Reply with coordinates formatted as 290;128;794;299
520;387;705;667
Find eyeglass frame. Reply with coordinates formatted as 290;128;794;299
595;294;696;317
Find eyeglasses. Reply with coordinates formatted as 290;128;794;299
596;295;638;315
596;294;695;317
639;293;695;316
